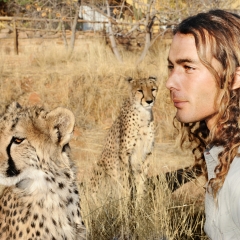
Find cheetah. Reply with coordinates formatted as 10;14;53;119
90;76;158;201
0;102;86;240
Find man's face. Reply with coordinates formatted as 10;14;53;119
166;33;221;130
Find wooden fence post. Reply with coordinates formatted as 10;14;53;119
13;18;18;55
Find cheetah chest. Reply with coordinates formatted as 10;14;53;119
124;107;154;168
0;171;81;240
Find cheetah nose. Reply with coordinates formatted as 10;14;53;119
146;100;153;104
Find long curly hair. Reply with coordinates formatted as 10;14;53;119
174;9;240;197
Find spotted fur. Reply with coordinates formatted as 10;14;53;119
0;103;86;240
91;76;158;199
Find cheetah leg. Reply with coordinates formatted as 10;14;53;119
130;150;151;203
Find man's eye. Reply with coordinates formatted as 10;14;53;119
184;65;195;71
168;65;174;71
13;137;25;144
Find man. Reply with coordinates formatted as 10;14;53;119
166;10;240;239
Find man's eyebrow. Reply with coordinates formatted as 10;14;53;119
167;57;198;64
167;58;173;64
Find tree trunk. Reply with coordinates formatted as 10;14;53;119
106;0;122;63
61;20;68;50
69;3;80;56
136;0;155;66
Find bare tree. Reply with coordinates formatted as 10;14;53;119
69;1;80;56
99;0;238;64
106;0;123;62
135;0;156;65
4;0;238;62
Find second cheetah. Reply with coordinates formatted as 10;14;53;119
90;76;158;200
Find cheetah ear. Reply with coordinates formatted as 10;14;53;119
46;107;75;146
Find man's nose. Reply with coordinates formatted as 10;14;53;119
166;68;180;90
166;72;175;90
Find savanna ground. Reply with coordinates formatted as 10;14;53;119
0;36;207;239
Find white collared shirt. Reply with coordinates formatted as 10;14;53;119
204;145;240;239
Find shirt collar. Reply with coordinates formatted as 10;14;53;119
204;145;224;181
207;145;224;161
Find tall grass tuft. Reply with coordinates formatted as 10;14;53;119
81;171;206;240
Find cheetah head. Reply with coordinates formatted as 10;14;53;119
0;102;75;188
127;76;158;109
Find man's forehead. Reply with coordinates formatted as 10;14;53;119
168;32;222;72
172;32;195;44
168;34;197;56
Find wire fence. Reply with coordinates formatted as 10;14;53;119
0;16;173;54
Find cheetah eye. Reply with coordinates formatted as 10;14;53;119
137;89;143;93
152;88;157;92
12;137;25;144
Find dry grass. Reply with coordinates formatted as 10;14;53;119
0;37;206;239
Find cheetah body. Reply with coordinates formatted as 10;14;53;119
92;77;158;197
0;103;86;240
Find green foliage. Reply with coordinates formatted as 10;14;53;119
16;0;33;5
132;2;144;21
0;0;32;4
0;0;79;18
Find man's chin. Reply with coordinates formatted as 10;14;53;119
175;114;194;124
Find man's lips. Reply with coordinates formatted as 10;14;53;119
172;98;188;108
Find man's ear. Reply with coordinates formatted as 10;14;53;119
232;67;240;90
46;107;75;147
